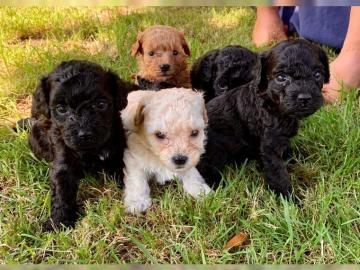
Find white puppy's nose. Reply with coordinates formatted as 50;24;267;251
172;154;188;166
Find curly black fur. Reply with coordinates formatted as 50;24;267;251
197;40;329;199
28;60;139;230
136;75;176;91
191;45;258;102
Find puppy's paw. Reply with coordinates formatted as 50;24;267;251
42;219;57;232
42;218;75;232
124;197;152;214
184;182;212;198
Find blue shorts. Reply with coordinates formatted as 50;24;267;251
280;6;351;49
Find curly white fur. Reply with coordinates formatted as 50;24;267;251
121;88;211;214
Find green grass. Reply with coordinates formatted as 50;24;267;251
0;7;359;264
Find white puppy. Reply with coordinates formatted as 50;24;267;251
121;88;211;214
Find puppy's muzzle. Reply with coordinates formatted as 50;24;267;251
172;154;188;167
78;130;93;142
297;93;312;105
160;64;170;73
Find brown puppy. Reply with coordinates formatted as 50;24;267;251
131;25;191;90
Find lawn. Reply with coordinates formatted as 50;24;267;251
0;7;359;264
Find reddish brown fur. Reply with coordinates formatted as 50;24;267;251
131;25;191;88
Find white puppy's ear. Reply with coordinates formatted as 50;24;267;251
202;105;208;124
121;90;153;132
134;103;145;128
194;91;208;124
121;102;145;132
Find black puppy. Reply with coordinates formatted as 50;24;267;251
197;40;329;199
135;75;176;91
28;60;139;230
191;45;258;102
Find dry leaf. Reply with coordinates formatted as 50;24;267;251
224;231;249;250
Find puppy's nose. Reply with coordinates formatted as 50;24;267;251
172;155;188;166
297;93;312;101
68;115;76;122
78;130;92;140
160;64;170;72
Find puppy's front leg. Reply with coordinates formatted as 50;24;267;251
181;168;212;198
123;162;151;214
259;135;293;198
43;149;83;231
197;139;228;188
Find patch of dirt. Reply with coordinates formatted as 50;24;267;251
78;40;119;60
112;236;139;262
0;95;32;127
289;164;318;188
6;30;47;45
18;31;44;42
16;95;32;119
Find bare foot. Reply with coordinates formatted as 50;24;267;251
323;49;360;103
252;7;288;47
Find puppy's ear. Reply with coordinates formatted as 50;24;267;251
258;51;269;90
179;31;191;56
134;104;145;128
31;75;51;119
197;92;208;123
318;47;330;83
121;102;145;132
202;105;208;124
191;51;218;87
121;91;153;132
131;32;143;57
107;71;140;111
193;91;208;123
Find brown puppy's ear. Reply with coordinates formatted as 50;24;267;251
107;71;140;111
134;103;145;128
131;32;143;57
318;46;330;83
31;75;51;119
179;31;191;56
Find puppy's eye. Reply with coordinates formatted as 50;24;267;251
314;71;322;80
217;81;228;91
56;105;67;114
191;130;199;137
276;75;286;82
219;59;227;68
95;101;108;111
148;51;155;56
275;74;290;85
155;131;166;140
173;50;179;56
